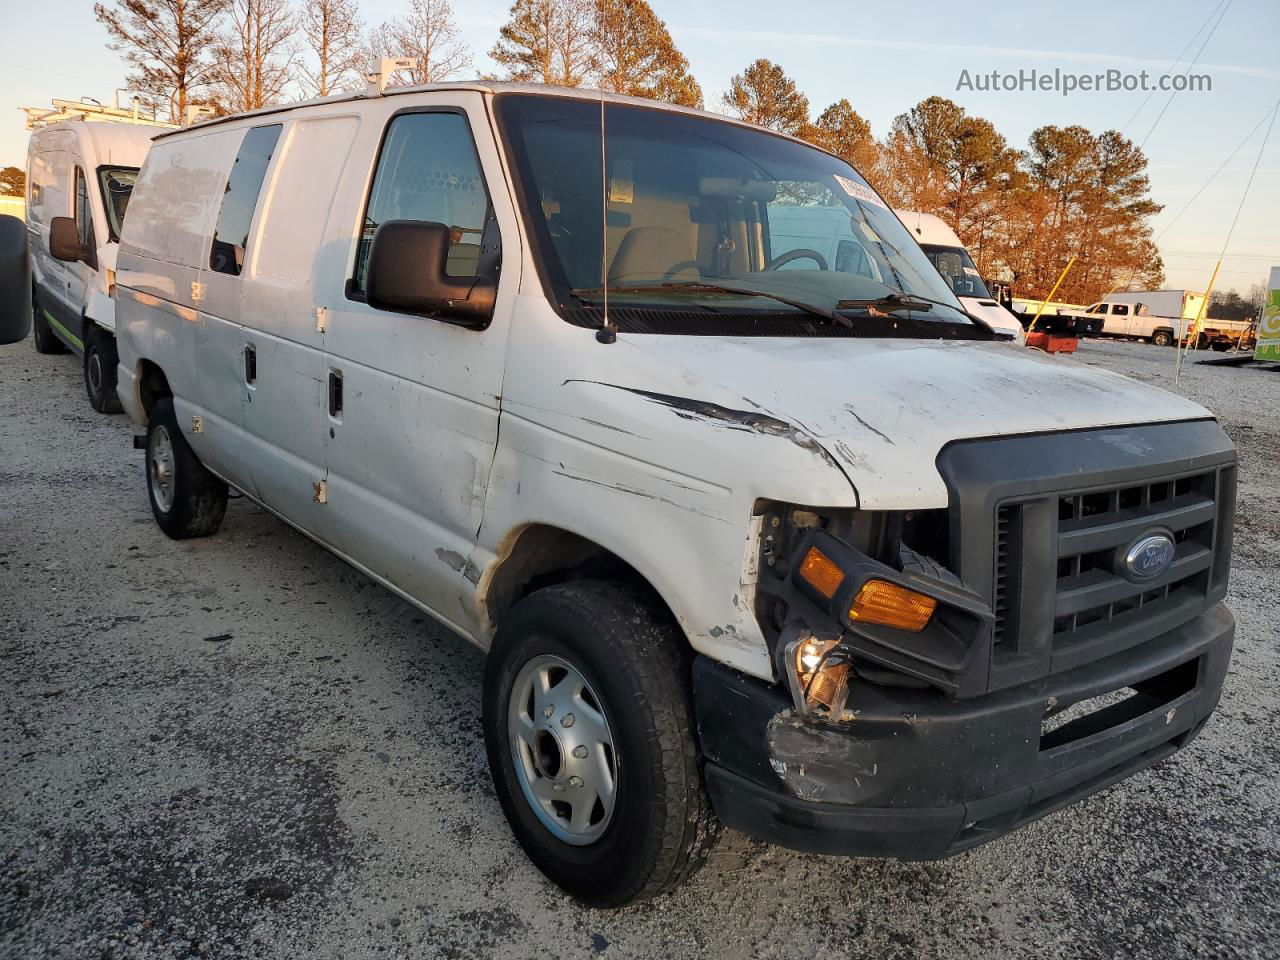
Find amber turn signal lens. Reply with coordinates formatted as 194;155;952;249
849;580;937;632
797;547;845;599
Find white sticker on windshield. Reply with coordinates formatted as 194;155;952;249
833;174;887;209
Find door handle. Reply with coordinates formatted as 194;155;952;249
328;369;343;418
243;344;256;384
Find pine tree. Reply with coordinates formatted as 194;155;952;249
94;0;229;123
490;0;595;87
721;59;808;135
593;0;702;107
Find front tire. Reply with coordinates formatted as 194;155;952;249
31;290;67;355
483;581;721;907
145;397;227;539
84;328;123;413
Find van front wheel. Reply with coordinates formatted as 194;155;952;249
145;397;227;539
84;328;122;413
483;581;721;907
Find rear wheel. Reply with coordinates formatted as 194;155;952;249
145;397;227;539
84;328;122;413
483;581;721;907
1151;330;1173;347
31;290;67;355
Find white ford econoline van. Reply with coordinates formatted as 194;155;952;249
27;121;154;411
114;83;1237;907
895;209;1025;342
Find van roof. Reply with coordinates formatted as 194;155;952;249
893;209;963;248
29;120;157;166
152;80;815;148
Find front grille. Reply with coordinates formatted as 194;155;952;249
937;419;1236;695
993;463;1234;673
1053;471;1217;639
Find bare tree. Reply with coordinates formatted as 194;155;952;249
490;0;595;87
369;0;470;86
213;0;298;112
94;0;228;123
301;0;364;97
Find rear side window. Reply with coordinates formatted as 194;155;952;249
1113;304;1129;316
352;111;490;292
210;124;282;276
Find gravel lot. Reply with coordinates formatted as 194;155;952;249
2;335;1278;960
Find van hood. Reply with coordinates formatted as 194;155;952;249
961;295;1024;342
618;335;1212;509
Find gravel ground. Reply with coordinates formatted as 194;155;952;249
2;336;1278;960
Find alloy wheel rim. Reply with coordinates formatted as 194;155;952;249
508;653;617;845
149;426;176;513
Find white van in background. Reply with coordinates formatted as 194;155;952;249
26;121;154;411
114;83;1236;907
895;210;1024;342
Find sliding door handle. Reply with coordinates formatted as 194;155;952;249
243;344;256;384
327;369;343;418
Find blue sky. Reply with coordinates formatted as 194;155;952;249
3;0;1276;292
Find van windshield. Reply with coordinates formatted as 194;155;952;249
919;243;993;300
97;166;139;241
495;95;979;336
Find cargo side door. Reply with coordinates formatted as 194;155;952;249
192;123;284;497
238;113;361;542
319;97;516;625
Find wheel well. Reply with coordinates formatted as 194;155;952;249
485;525;677;632
137;360;171;417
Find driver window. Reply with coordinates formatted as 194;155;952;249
352;111;490;292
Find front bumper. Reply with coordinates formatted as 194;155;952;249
695;602;1233;859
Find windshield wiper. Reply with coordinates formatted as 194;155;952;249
572;282;850;327
836;291;982;325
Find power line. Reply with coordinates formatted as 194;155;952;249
1139;0;1233;152
1214;94;1279;263
1120;0;1229;135
1154;95;1280;244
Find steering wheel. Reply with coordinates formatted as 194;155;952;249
661;260;704;282
765;248;828;271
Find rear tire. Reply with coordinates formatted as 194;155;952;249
31;290;67;354
84;328;123;413
483;581;721;907
1151;331;1173;347
145;397;227;539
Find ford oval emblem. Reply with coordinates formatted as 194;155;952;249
1122;532;1176;582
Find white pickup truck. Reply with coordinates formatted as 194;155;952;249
1072;300;1252;350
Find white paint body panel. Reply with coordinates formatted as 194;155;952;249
114;86;1216;683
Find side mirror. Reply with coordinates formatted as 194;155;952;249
365;219;495;328
49;216;86;263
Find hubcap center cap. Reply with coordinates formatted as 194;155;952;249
533;728;563;779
